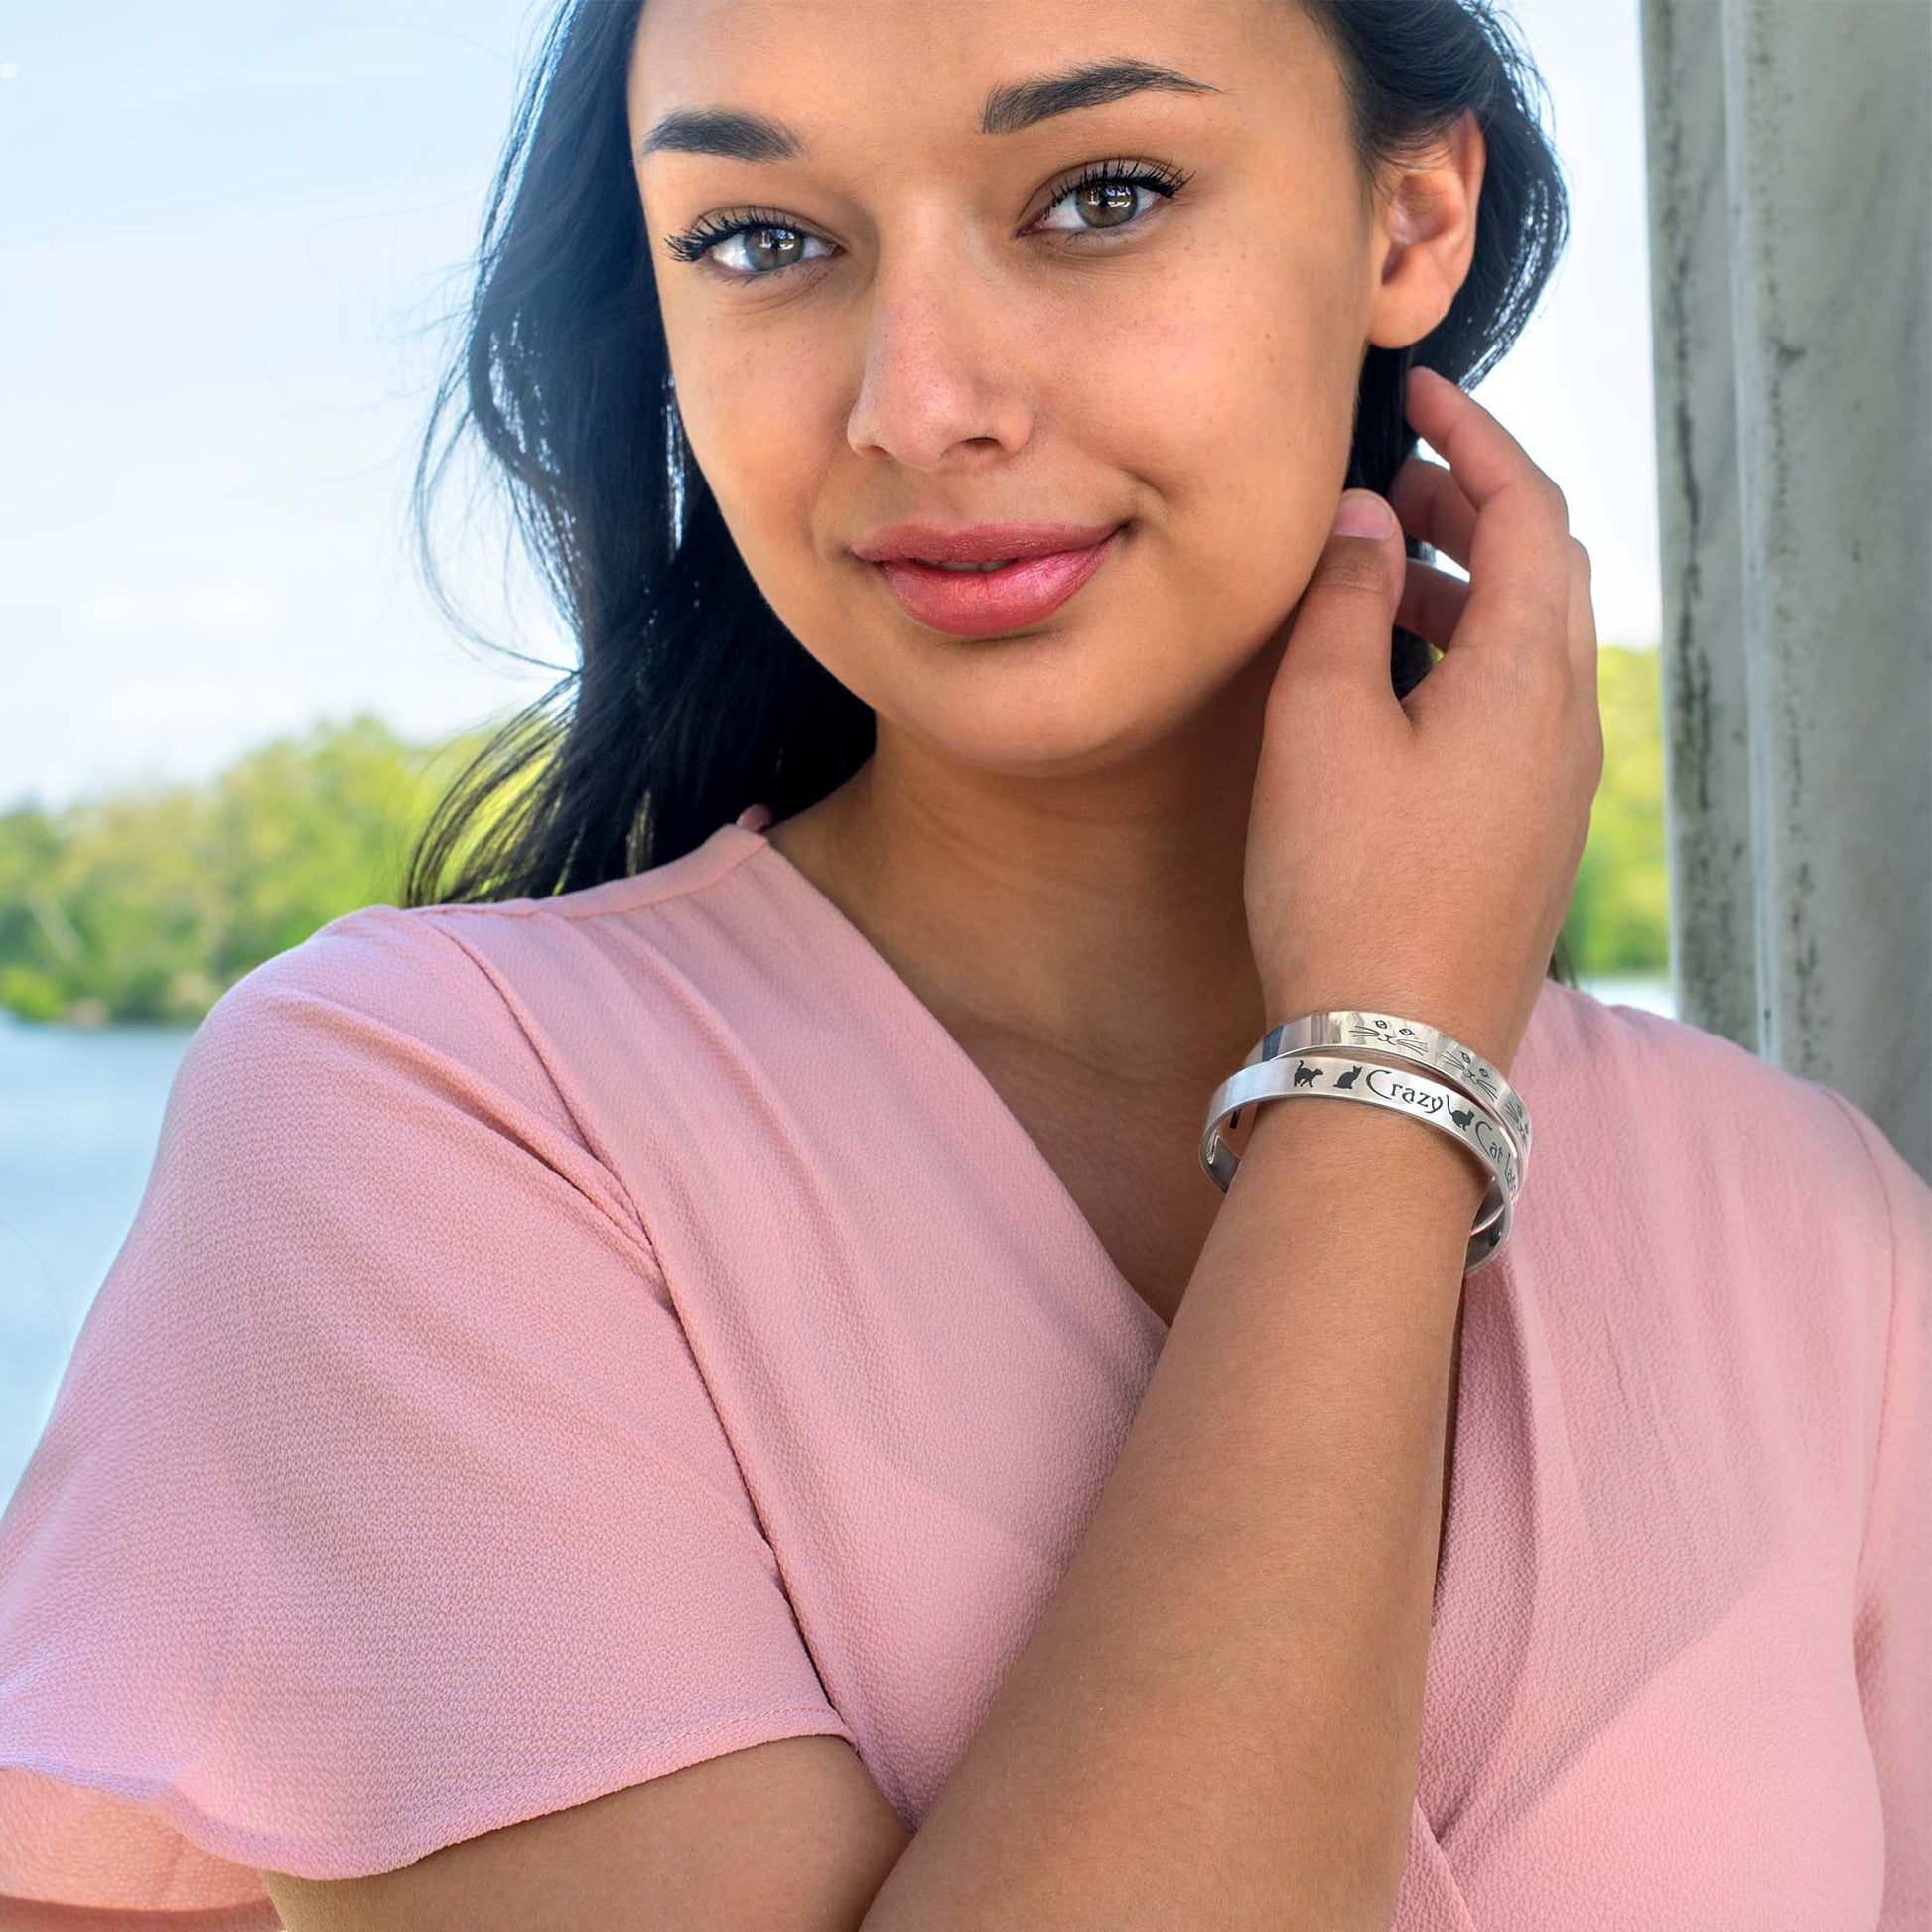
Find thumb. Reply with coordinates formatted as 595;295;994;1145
1282;488;1404;690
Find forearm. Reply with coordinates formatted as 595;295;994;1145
859;1095;1486;1932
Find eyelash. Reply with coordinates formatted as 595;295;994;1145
661;157;1193;281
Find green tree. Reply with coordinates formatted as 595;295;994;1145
0;714;496;1025
1562;642;1671;976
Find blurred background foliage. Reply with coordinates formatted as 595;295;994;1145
1566;641;1670;973
0;644;1670;1027
0;716;488;1025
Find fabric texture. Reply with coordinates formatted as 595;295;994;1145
0;801;1924;1929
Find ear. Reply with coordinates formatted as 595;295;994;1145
1363;109;1487;351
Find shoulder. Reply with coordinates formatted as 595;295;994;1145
181;900;559;1139
1522;976;1877;1187
161;897;658;1256
197;815;764;1055
169;827;775;1240
185;831;742;1115
1519;978;1909;1318
1523;976;1922;1409
203;898;503;1037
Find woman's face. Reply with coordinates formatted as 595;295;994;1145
628;0;1455;784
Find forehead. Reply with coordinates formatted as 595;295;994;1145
627;0;1335;158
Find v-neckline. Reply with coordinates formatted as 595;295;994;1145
722;803;1173;1354
720;802;1489;1616
716;802;1503;1883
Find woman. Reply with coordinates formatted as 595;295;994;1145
1;0;1923;1926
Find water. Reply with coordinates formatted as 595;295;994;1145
0;972;1676;1513
0;1015;199;1508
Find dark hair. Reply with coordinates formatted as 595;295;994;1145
404;0;1579;985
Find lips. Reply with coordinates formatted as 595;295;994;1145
869;528;1126;637
851;520;1126;565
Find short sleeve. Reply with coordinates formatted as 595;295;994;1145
0;905;854;1920
1825;1091;1931;1925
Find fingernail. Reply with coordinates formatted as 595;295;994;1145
1332;491;1395;540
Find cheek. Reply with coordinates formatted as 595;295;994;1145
659;344;875;678
660;329;837;582
1103;279;1357;621
666;335;812;504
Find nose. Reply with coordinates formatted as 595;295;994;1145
844;240;1035;471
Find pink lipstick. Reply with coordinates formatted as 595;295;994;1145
867;527;1126;637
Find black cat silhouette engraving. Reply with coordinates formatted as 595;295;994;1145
1292;1061;1322;1087
1332;1064;1364;1089
1449;1103;1475;1130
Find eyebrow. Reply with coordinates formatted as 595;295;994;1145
635;58;1225;164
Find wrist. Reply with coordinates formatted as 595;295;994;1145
1238;1083;1494;1210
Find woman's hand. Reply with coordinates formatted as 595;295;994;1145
1245;365;1604;1079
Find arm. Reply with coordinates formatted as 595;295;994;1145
858;1094;1486;1932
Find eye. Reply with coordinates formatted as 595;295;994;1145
1029;157;1193;240
661;157;1192;284
660;205;836;279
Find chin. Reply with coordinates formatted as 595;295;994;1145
889;663;1220;781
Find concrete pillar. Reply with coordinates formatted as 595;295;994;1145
1639;0;1932;1177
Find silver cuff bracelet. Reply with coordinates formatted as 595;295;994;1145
1246;1010;1532;1170
1197;1010;1534;1279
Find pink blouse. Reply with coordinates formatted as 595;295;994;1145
0;802;1925;1927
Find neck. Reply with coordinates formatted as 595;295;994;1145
764;679;1280;1095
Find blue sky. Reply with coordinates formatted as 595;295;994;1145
0;0;1660;809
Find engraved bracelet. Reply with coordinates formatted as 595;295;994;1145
1197;1052;1520;1277
1245;1009;1532;1173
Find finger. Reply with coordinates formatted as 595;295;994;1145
1570;564;1605;785
1387;456;1477;571
1402;367;1571;665
1395;555;1470;651
1567;537;1600;693
1281;489;1407;697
